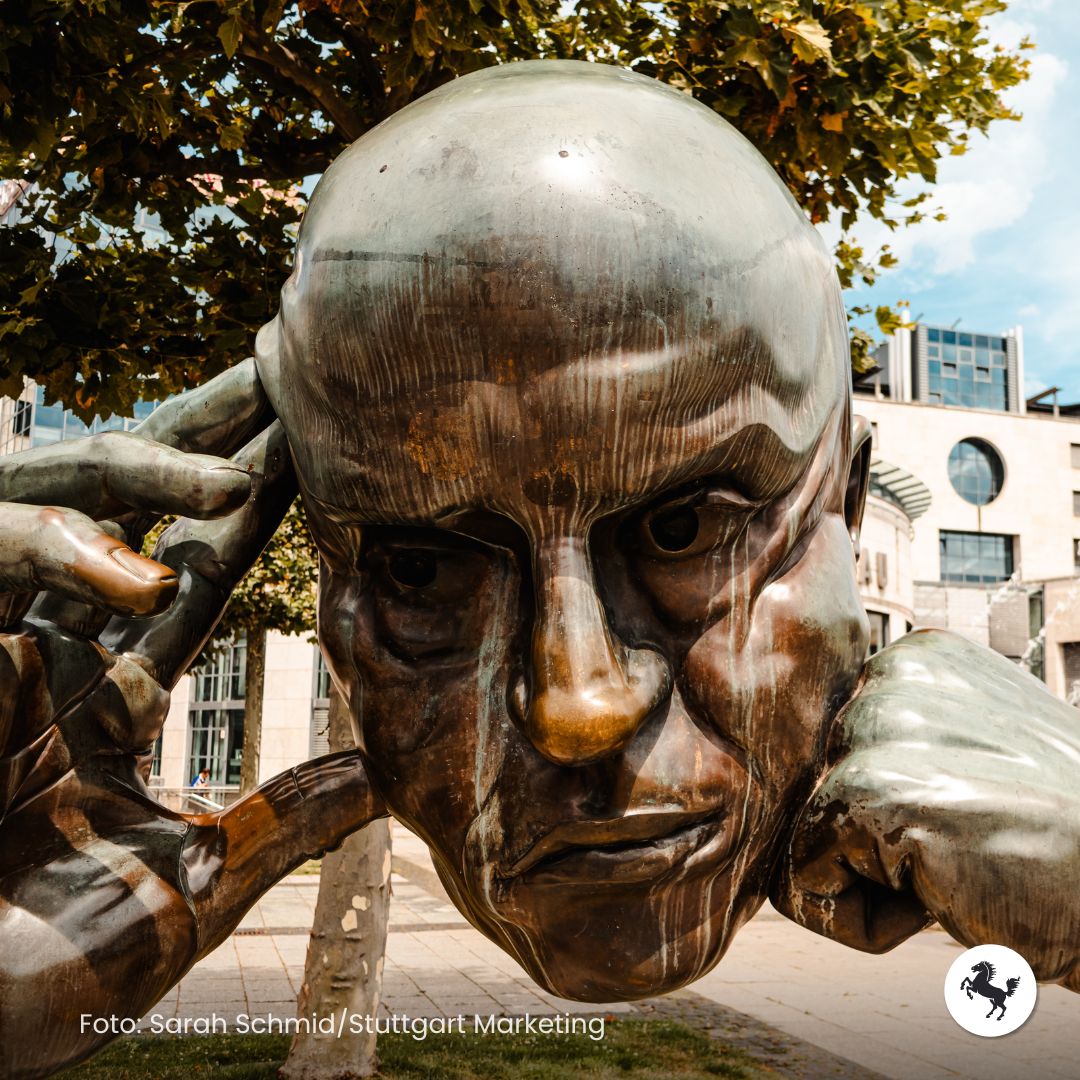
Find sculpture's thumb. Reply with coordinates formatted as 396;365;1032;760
770;793;933;953
181;749;386;957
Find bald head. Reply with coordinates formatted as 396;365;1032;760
256;60;851;528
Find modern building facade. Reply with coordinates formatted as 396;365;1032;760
857;320;1080;698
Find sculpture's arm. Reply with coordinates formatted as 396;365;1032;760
772;628;1080;992
0;365;387;1079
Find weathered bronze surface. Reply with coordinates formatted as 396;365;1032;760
0;371;386;1079
1;60;1078;1078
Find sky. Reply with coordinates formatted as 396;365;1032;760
840;0;1080;401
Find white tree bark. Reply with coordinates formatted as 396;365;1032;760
279;688;392;1080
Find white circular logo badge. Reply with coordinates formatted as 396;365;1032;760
944;944;1037;1036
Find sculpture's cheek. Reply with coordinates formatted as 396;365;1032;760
680;513;868;807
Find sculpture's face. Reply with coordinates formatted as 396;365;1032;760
258;62;869;1000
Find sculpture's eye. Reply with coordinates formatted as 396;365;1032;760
388;550;438;589
365;529;502;662
648;507;699;553
637;486;757;562
627;485;765;625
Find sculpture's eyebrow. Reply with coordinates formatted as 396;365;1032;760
308;424;810;532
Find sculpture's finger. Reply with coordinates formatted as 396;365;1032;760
99;422;297;687
181;749;387;956
0;502;179;619
0;591;35;630
770;785;934;953
0;431;251;523
134;357;274;458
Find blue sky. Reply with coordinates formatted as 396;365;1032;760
841;0;1080;401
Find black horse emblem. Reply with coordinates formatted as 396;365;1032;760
960;961;1021;1020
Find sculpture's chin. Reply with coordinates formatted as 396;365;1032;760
479;867;759;1003
518;948;719;1003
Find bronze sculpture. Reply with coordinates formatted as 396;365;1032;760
1;60;1078;1079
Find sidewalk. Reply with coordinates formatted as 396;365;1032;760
156;824;1079;1080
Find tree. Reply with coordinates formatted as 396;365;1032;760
280;690;393;1080
0;0;1029;419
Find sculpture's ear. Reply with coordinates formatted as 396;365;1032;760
845;415;872;559
254;314;283;416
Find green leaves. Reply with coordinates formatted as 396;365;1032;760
218;15;244;59
219;498;319;638
0;0;1029;413
785;17;833;65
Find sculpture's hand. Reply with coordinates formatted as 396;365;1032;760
0;363;385;1079
772;628;1080;990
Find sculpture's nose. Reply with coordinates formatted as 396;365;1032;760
514;537;671;766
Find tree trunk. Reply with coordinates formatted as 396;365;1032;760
238;627;266;795
279;686;392;1080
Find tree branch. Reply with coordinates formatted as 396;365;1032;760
236;29;365;143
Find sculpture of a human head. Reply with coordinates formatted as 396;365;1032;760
257;60;870;1001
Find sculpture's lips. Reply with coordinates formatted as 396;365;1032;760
505;809;730;886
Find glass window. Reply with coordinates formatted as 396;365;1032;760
193;638;247;703
11;400;31;437
1073;539;1080;574
188;635;247;787
867;610;889;657
923;326;1009;410
313;650;332;700
1071;444;1080;469
187;708;244;786
1074;492;1080;517
940;531;1014;584
948;439;1004;505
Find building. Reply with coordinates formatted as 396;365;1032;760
857;320;1080;699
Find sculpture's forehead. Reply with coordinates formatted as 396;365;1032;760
276;303;843;528
269;245;848;525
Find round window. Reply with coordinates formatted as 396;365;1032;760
948;438;1004;506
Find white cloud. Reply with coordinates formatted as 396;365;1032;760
1027;208;1080;340
849;47;1069;275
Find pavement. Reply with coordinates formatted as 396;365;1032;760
150;824;1079;1080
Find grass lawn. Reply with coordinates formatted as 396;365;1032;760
61;1020;774;1079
